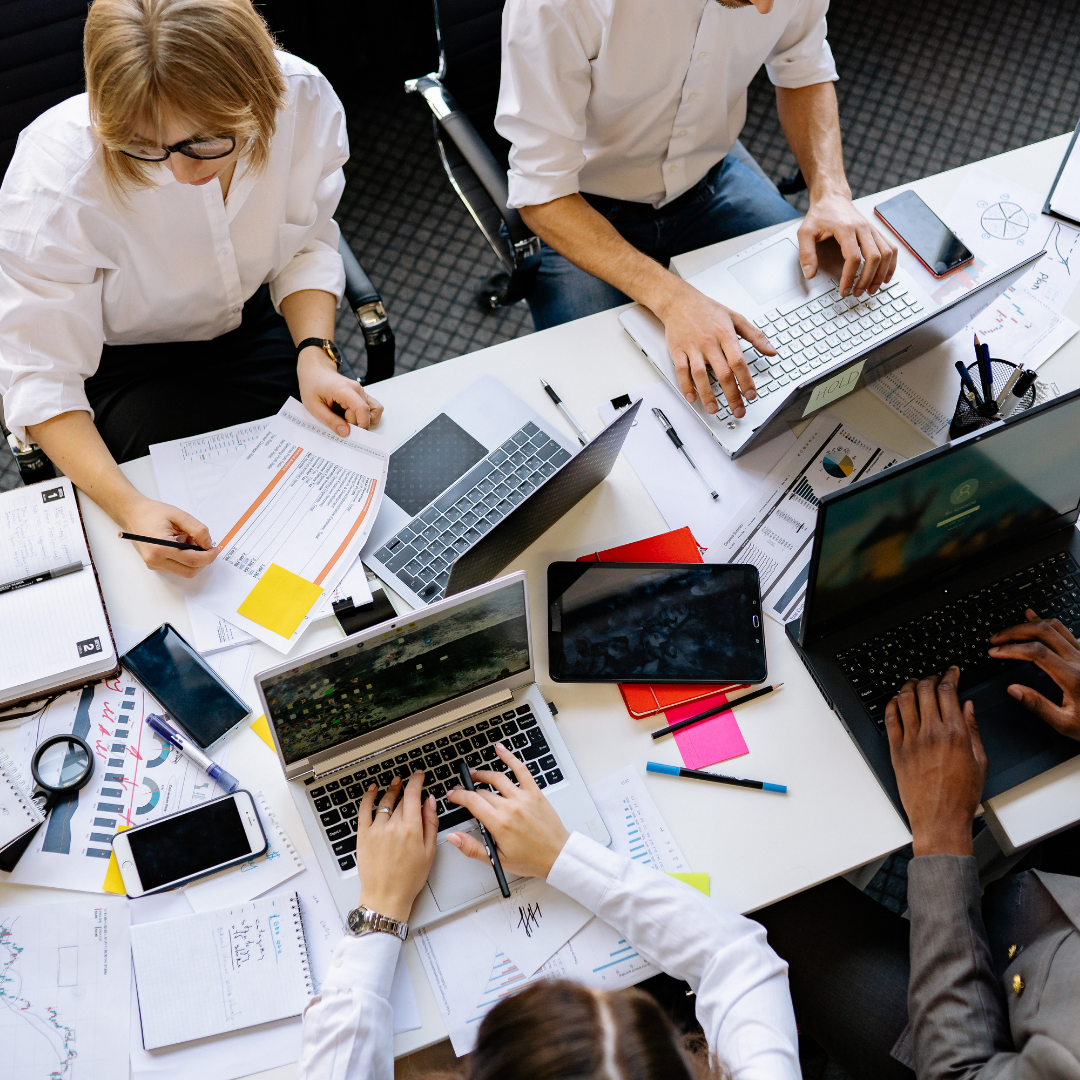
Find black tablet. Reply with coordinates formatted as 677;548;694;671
547;562;767;684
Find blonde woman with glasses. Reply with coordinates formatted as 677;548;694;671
0;0;380;577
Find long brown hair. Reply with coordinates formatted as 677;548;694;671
458;981;725;1080
84;0;286;196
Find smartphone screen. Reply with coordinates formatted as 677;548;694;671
124;794;264;891
547;562;767;684
122;623;250;747
875;190;973;276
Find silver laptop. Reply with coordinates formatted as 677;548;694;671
253;571;611;927
362;374;639;608
620;219;1043;457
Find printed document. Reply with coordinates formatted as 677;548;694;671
706;414;905;624
151;414;375;653
0;899;130;1080
172;399;388;652
416;766;687;1055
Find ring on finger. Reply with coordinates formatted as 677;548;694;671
376;806;392;815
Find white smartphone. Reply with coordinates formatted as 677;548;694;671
112;790;267;898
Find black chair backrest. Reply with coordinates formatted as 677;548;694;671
434;0;510;168
0;0;88;181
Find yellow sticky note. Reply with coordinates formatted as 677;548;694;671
237;563;322;639
102;825;131;895
667;872;710;896
250;713;276;752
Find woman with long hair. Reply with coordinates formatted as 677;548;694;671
298;743;799;1079
0;0;381;576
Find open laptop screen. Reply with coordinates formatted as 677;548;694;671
805;390;1080;635
262;581;529;765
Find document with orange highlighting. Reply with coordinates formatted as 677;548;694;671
176;399;389;653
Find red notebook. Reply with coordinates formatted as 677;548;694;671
576;527;747;718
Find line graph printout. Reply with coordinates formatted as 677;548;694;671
706;414;904;624
9;673;238;893
0;899;130;1080
174;399;389;652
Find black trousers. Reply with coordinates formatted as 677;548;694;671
85;285;300;463
751;825;1080;1080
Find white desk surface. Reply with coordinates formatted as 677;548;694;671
2;134;1077;1079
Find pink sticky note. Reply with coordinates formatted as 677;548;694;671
665;690;749;769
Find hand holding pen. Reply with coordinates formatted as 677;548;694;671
118;499;217;578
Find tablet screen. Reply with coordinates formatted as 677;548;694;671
547;563;766;683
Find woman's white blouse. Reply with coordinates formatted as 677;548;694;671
298;832;799;1080
0;51;348;443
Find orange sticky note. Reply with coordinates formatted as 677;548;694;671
237;563;322;638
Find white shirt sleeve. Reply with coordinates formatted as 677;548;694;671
267;69;349;309
764;0;838;89
547;832;800;1080
496;0;601;210
297;931;401;1080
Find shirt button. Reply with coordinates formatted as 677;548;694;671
698;51;707;59
689;92;699;100
1012;974;1024;995
231;307;240;314
678;130;687;137
669;164;678;172
221;248;230;257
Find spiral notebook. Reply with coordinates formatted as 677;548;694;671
0;747;44;851
131;892;314;1049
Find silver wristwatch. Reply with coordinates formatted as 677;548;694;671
346;905;408;942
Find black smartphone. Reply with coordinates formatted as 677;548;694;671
121;623;250;748
112;791;267;897
874;190;974;277
547;562;767;684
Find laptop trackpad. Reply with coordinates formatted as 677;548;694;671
960;662;1079;800
427;825;508;911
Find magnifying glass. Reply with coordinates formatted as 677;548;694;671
30;733;95;808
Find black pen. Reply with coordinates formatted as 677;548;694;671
540;378;588;446
999;369;1038;419
458;761;511;898
650;682;784;740
0;561;83;596
647;761;787;793
119;532;207;551
652;407;719;501
974;333;995;406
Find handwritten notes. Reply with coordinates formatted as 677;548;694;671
473;877;593;977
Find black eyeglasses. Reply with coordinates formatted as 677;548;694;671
117;135;236;162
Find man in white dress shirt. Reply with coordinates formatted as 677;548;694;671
496;0;897;421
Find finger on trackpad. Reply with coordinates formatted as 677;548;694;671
428;828;501;910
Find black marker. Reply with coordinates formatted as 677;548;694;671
458;761;511;898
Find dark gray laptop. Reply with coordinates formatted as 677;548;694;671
789;387;1080;819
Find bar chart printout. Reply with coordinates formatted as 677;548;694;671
415;766;688;1055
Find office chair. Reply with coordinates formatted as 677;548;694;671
405;0;802;313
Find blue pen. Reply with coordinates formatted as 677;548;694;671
954;360;984;410
146;713;240;793
646;761;786;793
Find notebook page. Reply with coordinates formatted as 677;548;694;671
0;478;114;697
0;747;44;848
131;893;312;1049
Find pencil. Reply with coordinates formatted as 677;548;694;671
118;532;207;551
650;683;783;740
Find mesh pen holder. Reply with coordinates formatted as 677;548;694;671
949;359;1036;440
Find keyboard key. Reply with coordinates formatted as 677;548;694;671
330;790;348;806
544;768;563;785
425;753;442;769
465;752;482;768
435;763;453;781
527;761;542;776
347;783;366;800
438;806;474;831
325;781;339;791
408;747;424;759
377;771;394;787
313;796;332;812
518;712;537;728
481;745;498;761
326;822;351;841
502;720;519;736
538;754;557;771
320;809;342;827
338;853;356;871
332;838;355;856
511;733;529;750
471;734;488;749
309;787;326;798
441;747;460;764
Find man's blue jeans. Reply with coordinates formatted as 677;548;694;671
527;154;800;331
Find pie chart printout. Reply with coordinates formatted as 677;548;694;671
980;201;1029;241
822;451;855;479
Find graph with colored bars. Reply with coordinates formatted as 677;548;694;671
615;783;686;870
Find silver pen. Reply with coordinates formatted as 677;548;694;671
652;408;719;501
994;366;1024;411
540;379;588;446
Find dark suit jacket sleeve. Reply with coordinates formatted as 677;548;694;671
907;854;1013;1079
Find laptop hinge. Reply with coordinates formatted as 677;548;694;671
309;687;515;780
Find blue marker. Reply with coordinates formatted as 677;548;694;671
646;761;786;794
146;713;239;793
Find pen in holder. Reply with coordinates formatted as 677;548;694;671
949;359;1036;440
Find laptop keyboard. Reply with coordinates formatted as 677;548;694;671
836;551;1080;731
303;703;565;872
710;279;924;421
373;421;573;603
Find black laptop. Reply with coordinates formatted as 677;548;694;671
788;387;1080;819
